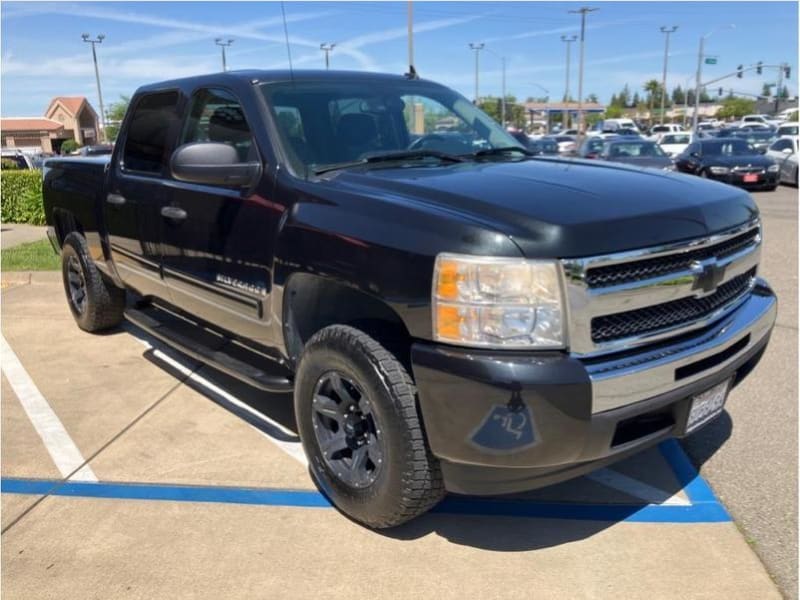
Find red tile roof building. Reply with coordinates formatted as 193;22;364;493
1;96;100;154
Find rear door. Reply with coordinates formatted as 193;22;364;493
105;91;180;298
159;87;276;343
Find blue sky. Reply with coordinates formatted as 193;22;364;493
1;1;797;117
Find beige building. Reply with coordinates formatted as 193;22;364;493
1;96;101;154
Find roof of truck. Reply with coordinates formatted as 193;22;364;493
136;69;432;92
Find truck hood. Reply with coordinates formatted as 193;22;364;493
325;157;759;258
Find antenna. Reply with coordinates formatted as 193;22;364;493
280;1;294;79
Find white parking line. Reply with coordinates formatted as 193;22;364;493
126;328;308;466
587;468;690;506
1;334;97;482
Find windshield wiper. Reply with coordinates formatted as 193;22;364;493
471;146;535;158
313;149;465;175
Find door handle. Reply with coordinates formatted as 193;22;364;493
161;206;188;221
106;193;126;206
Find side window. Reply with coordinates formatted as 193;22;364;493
181;88;256;162
123;91;179;175
771;138;791;152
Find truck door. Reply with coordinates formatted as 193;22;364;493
159;87;275;344
105;91;180;299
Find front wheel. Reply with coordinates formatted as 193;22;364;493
295;325;444;528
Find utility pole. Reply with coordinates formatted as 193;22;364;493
775;63;785;114
484;47;507;127
693;25;734;132
659;26;678;124
560;34;577;129
320;43;336;70
469;42;485;104
215;38;234;71
81;33;107;143
568;6;598;137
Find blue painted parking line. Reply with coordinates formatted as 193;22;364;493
1;441;730;524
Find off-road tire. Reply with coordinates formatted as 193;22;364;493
61;232;125;332
295;325;444;528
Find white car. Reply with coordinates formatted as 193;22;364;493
777;122;799;138
658;132;694;157
648;124;684;141
741;114;782;128
765;136;799;185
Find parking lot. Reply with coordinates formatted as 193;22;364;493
1;186;796;599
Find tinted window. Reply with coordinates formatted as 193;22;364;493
181;88;255;162
701;140;754;156
123;91;179;174
778;125;798;136
770;138;793;152
662;134;690;144
605;142;666;157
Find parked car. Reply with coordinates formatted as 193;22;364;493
575;135;615;158
741;114;781;127
597;139;674;169
738;123;775;133
527;138;559;156
597;118;641;133
731;130;776;154
673;138;779;190
765;136;799;185
42;70;776;528
658;132;694;157
1;149;34;169
647;123;683;141
543;134;577;155
777;122;799;137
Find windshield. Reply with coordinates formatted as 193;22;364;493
259;79;521;175
662;134;690;144
778;125;798;135
701;140;755;156
605;142;666;157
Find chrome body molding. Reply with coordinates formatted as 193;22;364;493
585;282;776;413
561;219;761;357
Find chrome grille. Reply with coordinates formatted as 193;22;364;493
591;268;756;343
562;220;761;356
584;228;759;288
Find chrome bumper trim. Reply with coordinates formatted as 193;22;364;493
586;281;776;414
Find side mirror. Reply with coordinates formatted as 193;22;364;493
758;147;767;155
170;142;260;187
690;151;700;159
782;147;794;155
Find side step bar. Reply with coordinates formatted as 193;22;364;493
124;307;294;393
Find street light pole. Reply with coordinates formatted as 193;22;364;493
469;42;485;104
560;35;577;129
81;33;107;143
659;26;678;125
568;6;598;137
215;38;234;71
320;43;336;70
693;25;734;132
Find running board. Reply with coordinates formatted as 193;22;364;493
124;307;294;393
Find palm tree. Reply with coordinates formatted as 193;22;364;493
644;79;661;123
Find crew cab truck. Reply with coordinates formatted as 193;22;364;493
43;71;777;528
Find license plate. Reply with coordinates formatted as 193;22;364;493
687;379;731;432
743;174;758;183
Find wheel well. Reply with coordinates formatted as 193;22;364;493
52;209;84;247
284;273;414;372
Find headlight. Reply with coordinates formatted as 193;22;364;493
709;166;730;174
767;164;780;172
432;254;565;348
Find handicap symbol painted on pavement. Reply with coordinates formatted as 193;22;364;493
469;385;537;454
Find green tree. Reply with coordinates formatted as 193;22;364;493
779;85;790;99
761;83;772;98
716;97;757;119
644;79;661;121
604;105;624;118
61;140;80;154
105;95;131;142
585;93;599;104
672;85;685;105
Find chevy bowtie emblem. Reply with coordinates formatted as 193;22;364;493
690;259;726;296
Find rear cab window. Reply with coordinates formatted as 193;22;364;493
122;91;180;175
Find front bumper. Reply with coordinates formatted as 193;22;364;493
707;171;779;188
411;281;776;495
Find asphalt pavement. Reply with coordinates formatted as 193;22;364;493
681;184;799;599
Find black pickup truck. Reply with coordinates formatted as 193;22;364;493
43;70;776;528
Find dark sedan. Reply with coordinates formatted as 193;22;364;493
598;139;674;169
507;131;559;156
576;135;616;158
673;138;779;190
731;130;776;154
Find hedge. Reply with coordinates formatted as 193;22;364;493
1;170;45;225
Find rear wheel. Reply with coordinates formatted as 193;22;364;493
61;232;125;332
295;325;444;528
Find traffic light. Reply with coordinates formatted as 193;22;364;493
756;61;762;75
718;87;723;96
785;65;791;79
737;65;743;78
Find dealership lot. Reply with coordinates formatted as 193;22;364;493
1;187;796;599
